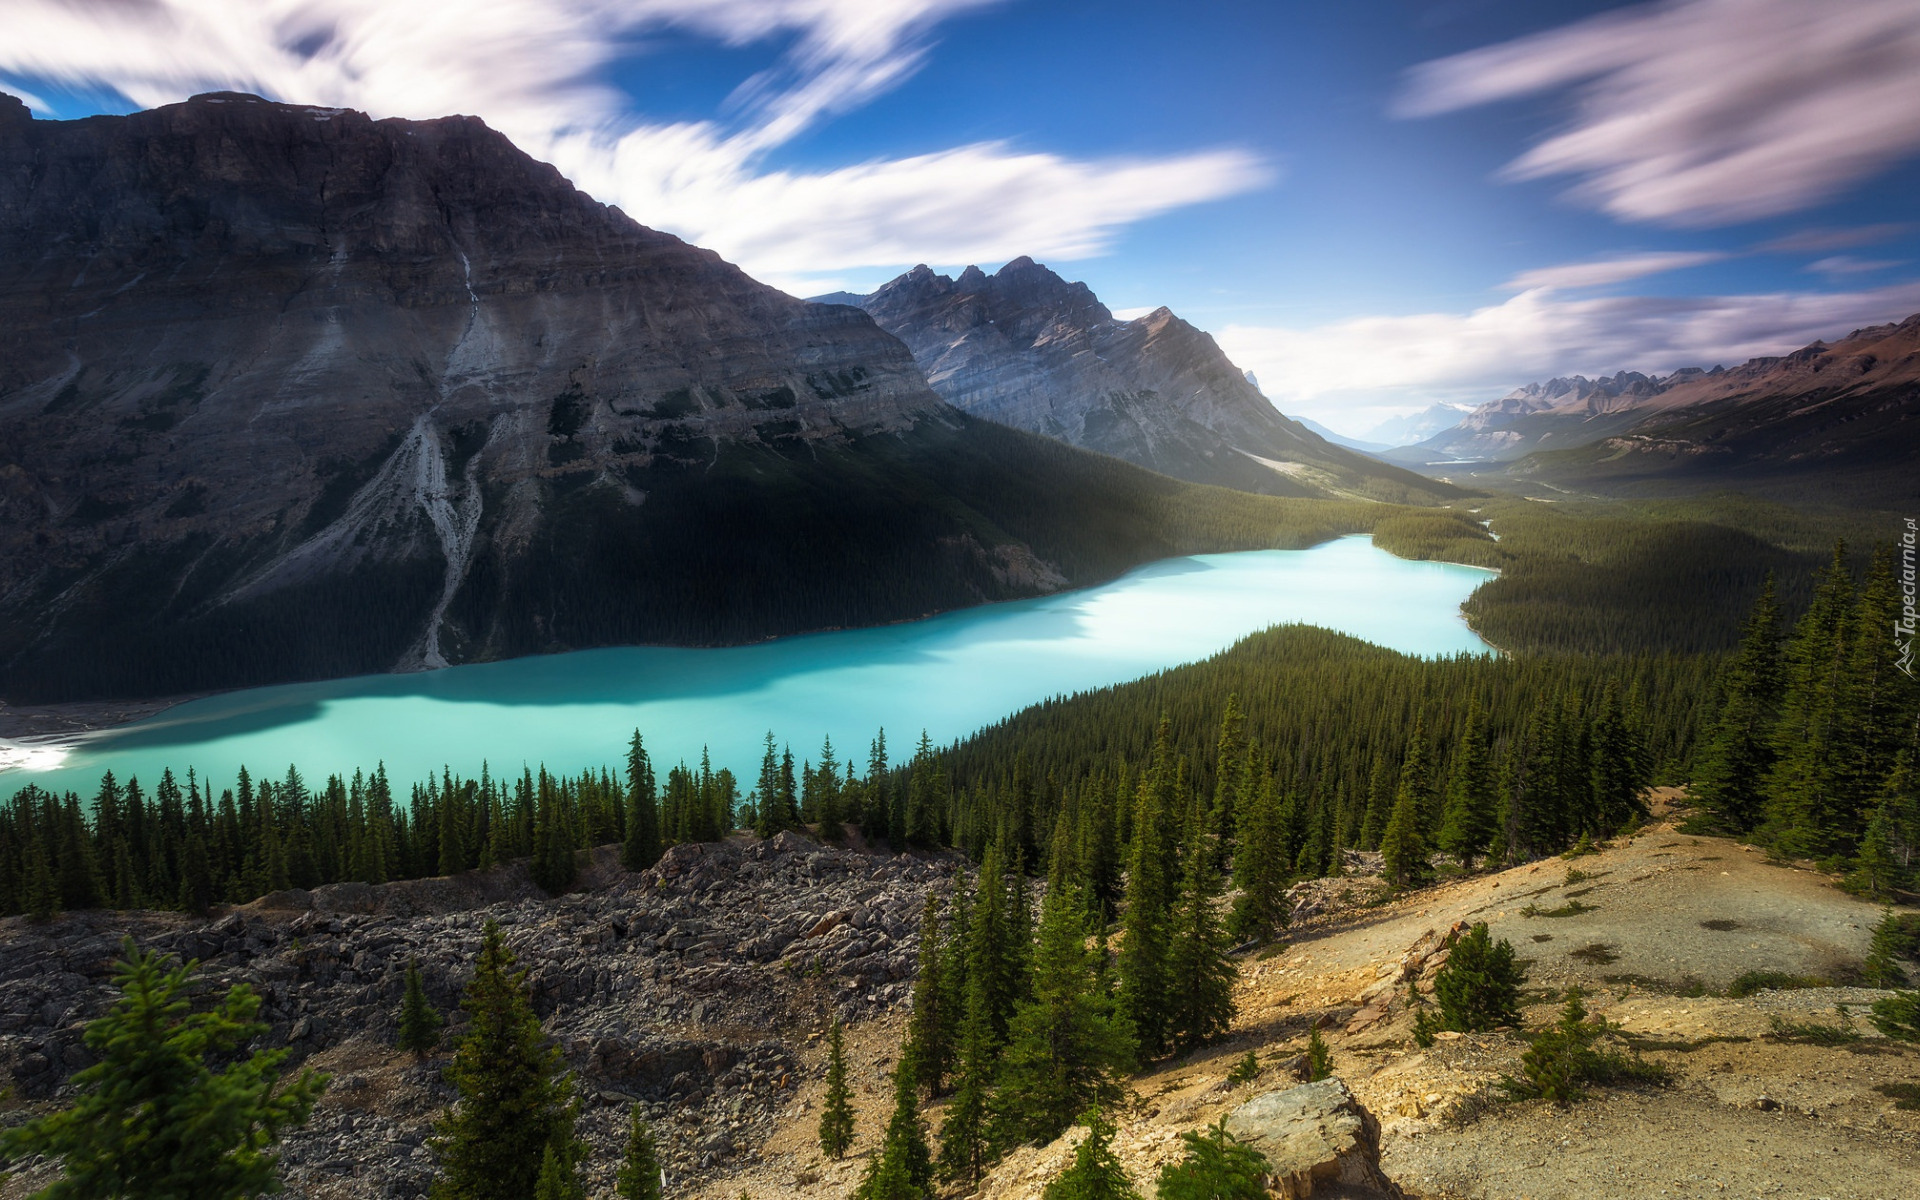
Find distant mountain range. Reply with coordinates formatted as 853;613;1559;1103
1386;318;1920;504
1382;371;1692;464
1516;316;1920;504
816;260;1456;504
0;92;1387;703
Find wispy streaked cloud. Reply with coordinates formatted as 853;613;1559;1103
1398;0;1920;227
1503;251;1725;291
1219;280;1920;421
1806;255;1907;278
0;0;1268;290
1760;224;1915;254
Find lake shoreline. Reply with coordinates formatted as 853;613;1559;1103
2;539;1497;796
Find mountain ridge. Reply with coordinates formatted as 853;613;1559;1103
1386;314;1920;504
822;259;1461;504
0;92;1377;703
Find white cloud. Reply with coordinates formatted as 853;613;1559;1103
1398;0;1920;226
1502;251;1725;291
1219;280;1920;424
1806;255;1906;277
0;0;1267;287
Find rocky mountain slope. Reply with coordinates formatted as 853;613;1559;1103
0;92;1353;704
6;807;1915;1200
0;832;947;1199
1388;315;1920;505
824;260;1458;504
1518;315;1920;505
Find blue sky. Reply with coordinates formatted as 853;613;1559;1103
6;0;1919;434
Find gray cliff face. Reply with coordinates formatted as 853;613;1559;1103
0;93;1045;700
840;258;1457;502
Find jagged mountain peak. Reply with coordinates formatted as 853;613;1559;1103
847;258;1458;504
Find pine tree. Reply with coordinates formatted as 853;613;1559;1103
1164;806;1236;1053
1229;765;1290;943
966;843;1021;1048
615;1106;664;1200
858;1054;932;1200
989;883;1134;1150
0;938;327;1199
397;957;444;1057
1358;753;1394;850
1306;1028;1332;1081
1379;786;1428;891
1766;543;1858;858
533;1143;583;1200
1116;720;1176;1059
623;732;662;870
1041;1109;1139;1200
1211;694;1247;859
1862;909;1914;988
1437;700;1497;869
432;920;584;1200
819;1020;856;1160
25;832;58;921
1432;923;1525;1032
937;977;994;1186
900;893;953;1094
1154;1118;1267;1200
1587;680;1643;836
1847;799;1903;902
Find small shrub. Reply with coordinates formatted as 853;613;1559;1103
1521;900;1598;918
1154;1118;1267;1200
1226;1051;1260;1086
1561;834;1598;859
1306;1029;1332;1081
1563;868;1592;886
1433;923;1526;1032
1602;973;1709;997
1869;991;1920;1043
1726;970;1828;998
1569;944;1619;965
1862;910;1920;988
1765;1014;1861;1045
1501;992;1668;1104
1043;1108;1139;1200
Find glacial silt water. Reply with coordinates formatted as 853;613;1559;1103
2;536;1493;796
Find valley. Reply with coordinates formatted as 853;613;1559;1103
2;35;1918;1200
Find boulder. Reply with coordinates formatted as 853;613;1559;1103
1224;1079;1404;1199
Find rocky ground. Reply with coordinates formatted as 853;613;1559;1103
5;803;1920;1200
0;831;953;1199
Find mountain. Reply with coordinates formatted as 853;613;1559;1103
821;260;1458;504
1292;415;1394;453
1357;403;1473;449
0;92;1363;704
1383;372;1675;464
1516;315;1920;504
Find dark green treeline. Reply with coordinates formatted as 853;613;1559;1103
1691;543;1920;892
5;621;1705;920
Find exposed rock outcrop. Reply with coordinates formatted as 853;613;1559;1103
1225;1079;1405;1199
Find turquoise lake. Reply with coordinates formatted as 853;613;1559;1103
1;536;1494;798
